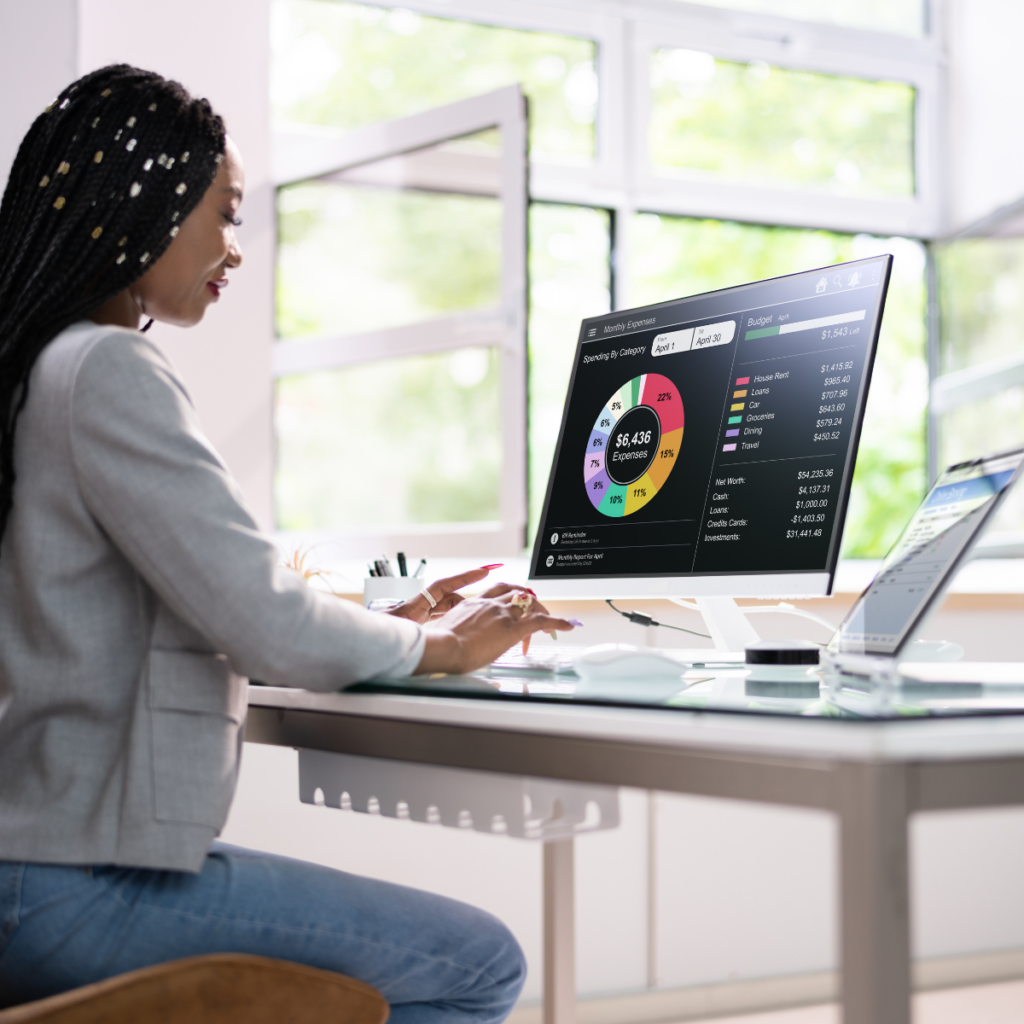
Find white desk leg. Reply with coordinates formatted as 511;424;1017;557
839;763;911;1024
543;837;576;1024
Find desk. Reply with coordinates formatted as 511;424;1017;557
247;665;1024;1024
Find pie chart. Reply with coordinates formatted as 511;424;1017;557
584;373;684;517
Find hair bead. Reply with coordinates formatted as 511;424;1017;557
44;99;57;113
143;158;153;171
129;182;142;197
0;64;229;549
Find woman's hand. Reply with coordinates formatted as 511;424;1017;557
386;565;504;624
414;587;574;676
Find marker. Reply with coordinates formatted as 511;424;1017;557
397;552;408;577
368;565;378;577
413;559;427;578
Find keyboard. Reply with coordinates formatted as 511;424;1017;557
489;645;588;675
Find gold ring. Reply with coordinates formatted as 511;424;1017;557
510;591;533;612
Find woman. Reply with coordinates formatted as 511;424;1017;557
0;65;572;1017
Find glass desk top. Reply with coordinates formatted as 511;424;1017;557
346;656;1024;722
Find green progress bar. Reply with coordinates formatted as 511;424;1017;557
745;309;866;341
728;415;742;424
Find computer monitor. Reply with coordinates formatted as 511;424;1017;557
529;255;892;600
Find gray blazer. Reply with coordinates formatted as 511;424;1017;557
0;322;424;872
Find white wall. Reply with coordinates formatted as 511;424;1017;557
0;0;78;196
946;0;1024;230
76;0;276;528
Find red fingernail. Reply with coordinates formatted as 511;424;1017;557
483;563;504;570
526;588;537;595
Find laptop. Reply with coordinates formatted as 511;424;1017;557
825;445;1024;674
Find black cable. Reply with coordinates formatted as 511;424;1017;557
605;599;711;639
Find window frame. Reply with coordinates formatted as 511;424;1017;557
272;85;529;554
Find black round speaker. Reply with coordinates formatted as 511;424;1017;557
745;640;820;666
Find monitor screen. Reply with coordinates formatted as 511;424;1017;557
831;447;1024;656
530;255;892;597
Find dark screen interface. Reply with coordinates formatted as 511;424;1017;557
531;256;891;580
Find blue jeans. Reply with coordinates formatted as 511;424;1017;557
0;842;526;1024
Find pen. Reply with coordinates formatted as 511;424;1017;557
397;552;408;577
413;559;427;578
368;564;378;577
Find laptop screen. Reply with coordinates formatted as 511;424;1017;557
831;448;1024;656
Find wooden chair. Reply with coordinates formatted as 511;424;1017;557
0;953;390;1024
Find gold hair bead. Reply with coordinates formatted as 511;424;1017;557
91;117;100;128
53;196;65;209
165;157;174;169
169;225;180;237
140;251;150;263
126;116;136;128
118;236;127;246
101;89;112;98
180;151;189;163
114;129;122;141
39;175;50;187
44;99;57;113
59;98;69;110
143;158;153;171
148;103;157;112
175;183;186;195
116;252;125;264
58;161;70;174
94;151;103;163
171;211;179;221
213;153;223;164
157;154;167;167
126;139;137;151
91;226;103;239
129;182;141;197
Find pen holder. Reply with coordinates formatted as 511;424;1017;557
363;576;424;609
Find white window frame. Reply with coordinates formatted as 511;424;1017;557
271;0;945;552
272;85;528;556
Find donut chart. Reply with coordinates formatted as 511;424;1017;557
584;373;684;517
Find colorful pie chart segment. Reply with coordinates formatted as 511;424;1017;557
584;373;683;517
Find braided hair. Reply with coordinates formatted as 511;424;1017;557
0;64;227;549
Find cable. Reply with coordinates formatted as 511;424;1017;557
605;599;711;639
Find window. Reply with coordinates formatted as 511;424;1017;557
649;52;915;198
272;0;942;559
932;215;1024;549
